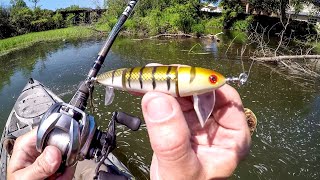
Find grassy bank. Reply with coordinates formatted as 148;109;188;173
0;26;99;56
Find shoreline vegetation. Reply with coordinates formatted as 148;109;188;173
1;21;319;57
0;0;254;56
1;0;320;57
0;26;102;56
0;22;226;57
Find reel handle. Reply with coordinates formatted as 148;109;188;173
115;112;141;131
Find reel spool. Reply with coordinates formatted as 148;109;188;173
36;102;96;167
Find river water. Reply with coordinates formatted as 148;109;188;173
0;35;319;179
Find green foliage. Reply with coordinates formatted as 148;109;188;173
231;20;248;31
52;13;64;28
231;15;254;31
9;7;33;35
10;0;27;8
66;14;75;27
31;19;48;31
56;5;85;26
31;8;54;31
192;23;205;36
57;5;82;11
204;16;224;34
0;3;91;39
123;19;137;31
105;0;127;17
0;7;13;38
315;43;320;53
3;0;318;42
102;0;204;35
220;0;244;29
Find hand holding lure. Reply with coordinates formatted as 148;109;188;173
93;65;248;127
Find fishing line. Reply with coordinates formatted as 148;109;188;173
247;59;256;81
239;43;255;83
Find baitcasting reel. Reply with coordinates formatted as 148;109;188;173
36;102;141;176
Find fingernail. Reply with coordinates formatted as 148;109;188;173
44;148;57;166
147;96;173;122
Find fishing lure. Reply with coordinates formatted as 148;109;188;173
93;65;248;127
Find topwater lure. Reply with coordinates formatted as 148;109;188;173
93;65;248;127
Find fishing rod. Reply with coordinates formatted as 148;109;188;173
36;1;141;178
69;0;138;112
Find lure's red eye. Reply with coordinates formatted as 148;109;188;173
209;75;218;84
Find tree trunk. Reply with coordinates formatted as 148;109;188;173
251;55;320;62
280;0;289;22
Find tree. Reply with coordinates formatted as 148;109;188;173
220;0;245;29
31;8;55;31
0;7;13;39
29;0;40;9
52;13;64;28
248;0;320;17
10;0;27;8
9;7;33;35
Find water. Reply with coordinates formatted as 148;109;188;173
0;36;319;179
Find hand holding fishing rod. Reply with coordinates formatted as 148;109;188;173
33;1;140;179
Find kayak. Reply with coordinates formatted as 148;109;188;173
0;78;134;179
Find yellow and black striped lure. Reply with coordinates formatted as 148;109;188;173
94;65;227;127
96;66;226;97
94;65;242;127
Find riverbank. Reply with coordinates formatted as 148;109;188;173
0;24;222;57
1;23;318;58
0;26;102;57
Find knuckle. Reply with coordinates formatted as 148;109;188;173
34;156;52;175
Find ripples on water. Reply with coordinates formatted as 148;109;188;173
0;37;319;180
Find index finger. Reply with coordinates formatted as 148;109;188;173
12;128;38;152
8;128;39;174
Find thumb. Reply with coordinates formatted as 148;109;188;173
16;146;62;180
142;92;200;177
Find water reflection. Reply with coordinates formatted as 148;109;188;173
0;36;319;180
201;38;219;57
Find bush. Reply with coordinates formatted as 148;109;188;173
204;16;224;34
31;19;51;31
192;23;205;36
123;19;138;32
52;13;65;28
231;15;254;31
10;7;33;35
0;7;13;39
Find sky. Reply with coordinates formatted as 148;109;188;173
0;0;104;10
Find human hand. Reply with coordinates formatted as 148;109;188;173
141;84;251;180
7;128;75;180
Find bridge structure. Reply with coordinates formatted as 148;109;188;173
56;9;107;24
